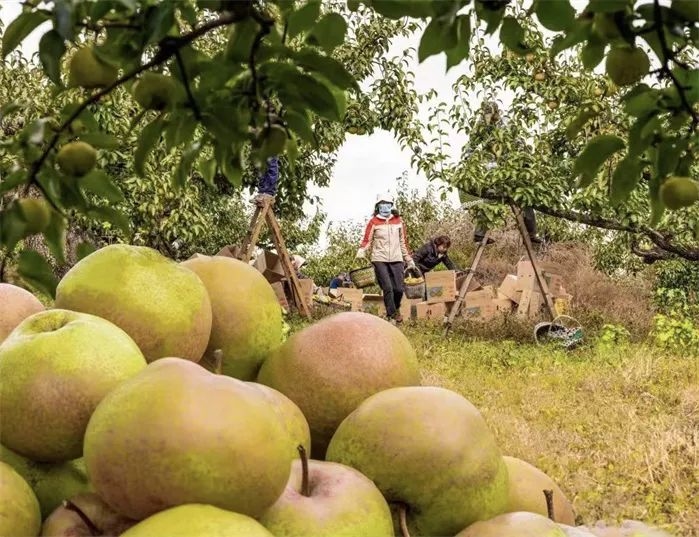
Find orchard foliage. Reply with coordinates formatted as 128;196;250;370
0;0;697;296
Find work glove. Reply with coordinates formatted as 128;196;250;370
406;259;417;271
355;248;366;260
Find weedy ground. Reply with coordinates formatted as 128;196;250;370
403;323;699;536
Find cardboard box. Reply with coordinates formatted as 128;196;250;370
494;297;515;314
498;274;522;304
399;297;422;319
336;288;364;311
296;278;314;306
187;252;207;260
414;301;446;320
254;250;285;283
455;274;481;298
462;301;498;321
216;244;242;259
516;260;564;293
270;281;289;310
517;288;533;317
425;270;457;304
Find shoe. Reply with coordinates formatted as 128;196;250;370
393;313;404;324
529;235;543;244
474;236;495;245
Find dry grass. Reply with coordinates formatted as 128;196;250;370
407;325;699;536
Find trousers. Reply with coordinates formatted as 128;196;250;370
372;261;404;318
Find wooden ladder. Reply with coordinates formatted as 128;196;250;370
239;197;312;320
443;204;555;336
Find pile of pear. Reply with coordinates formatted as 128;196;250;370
0;245;674;537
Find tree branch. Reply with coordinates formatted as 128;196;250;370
174;47;202;121
25;12;239;192
467;189;699;261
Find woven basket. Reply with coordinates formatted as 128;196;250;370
349;266;376;288
404;268;425;300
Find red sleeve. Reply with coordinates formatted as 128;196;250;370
401;218;411;256
360;218;375;249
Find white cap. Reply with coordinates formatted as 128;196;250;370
376;192;394;204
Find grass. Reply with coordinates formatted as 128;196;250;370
402;323;699;536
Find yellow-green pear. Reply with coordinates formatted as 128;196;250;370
326;386;509;536
258;312;420;458
119;504;273;537
0;283;44;343
0;309;147;462
41;492;135;537
180;255;282;379
456;511;567;536
55;245;212;363
84;358;293;520
502;456;576;525
0;461;41;537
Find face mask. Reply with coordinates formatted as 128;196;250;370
378;202;392;217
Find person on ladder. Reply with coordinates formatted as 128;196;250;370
461;99;543;245
356;192;416;324
252;155;279;206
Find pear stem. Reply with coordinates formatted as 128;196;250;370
297;444;310;497
399;503;411;537
213;349;223;375
63;500;100;537
543;489;555;520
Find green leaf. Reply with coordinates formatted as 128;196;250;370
587;0;633;13
418;19;457;62
499;16;530;55
565;104;600;140
535;0;575;31
53;0;75;41
174;142;201;189
623;84;660;117
78;131;121;149
277;70;343;121
673;67;699;104
550;17;592;57
80;169;125;203
42;210;67;265
657;137;689;178
38;30;66;86
287;0;321;39
198;156;217;187
648;168;665;226
610;155;642;204
134;118;164;176
283;109;316;145
2;11;49;58
293;49;358;90
628;114;657;156
0;169;27;195
580;40;606;70
88;206;131;234
475;0;506;35
0;102;24;121
165;112;198;152
225;18;259;63
445;15;471;70
144;3;175;45
574;134;626;186
17;249;58;298
76;241;97;261
308;13;347;53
